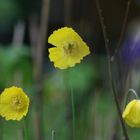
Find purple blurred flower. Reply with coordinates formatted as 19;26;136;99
120;30;140;66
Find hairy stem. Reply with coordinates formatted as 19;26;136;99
95;0;129;139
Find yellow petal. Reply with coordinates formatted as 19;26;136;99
0;86;29;121
48;27;90;69
48;27;82;47
122;99;140;127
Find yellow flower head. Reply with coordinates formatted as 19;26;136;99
122;99;140;127
48;27;90;69
0;86;29;121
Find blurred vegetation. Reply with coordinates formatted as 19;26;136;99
0;0;140;140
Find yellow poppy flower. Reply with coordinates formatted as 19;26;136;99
48;27;90;69
0;86;29;121
122;99;140;127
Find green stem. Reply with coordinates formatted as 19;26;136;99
0;117;3;140
22;119;28;140
52;130;55;140
70;85;75;140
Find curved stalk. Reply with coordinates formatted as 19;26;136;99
95;0;129;139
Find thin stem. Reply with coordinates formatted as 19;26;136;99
95;0;129;140
70;85;75;140
0;118;3;140
113;0;132;58
22;119;28;140
51;130;55;140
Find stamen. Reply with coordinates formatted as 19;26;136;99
63;42;77;54
11;95;25;110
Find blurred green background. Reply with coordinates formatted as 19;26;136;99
1;0;140;140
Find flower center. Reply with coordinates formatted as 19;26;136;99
63;42;78;54
11;95;25;110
